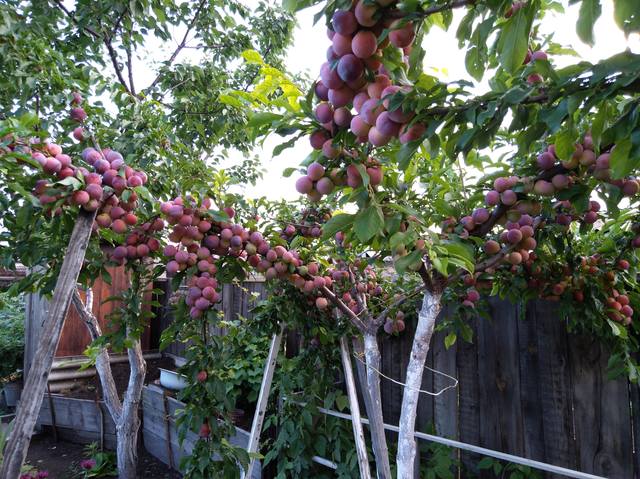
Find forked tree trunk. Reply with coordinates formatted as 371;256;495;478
1;209;96;479
362;332;392;479
396;290;442;478
73;290;146;479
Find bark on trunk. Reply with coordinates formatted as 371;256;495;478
73;290;145;479
1;209;95;479
362;332;392;479
116;334;146;479
72;290;122;421
396;290;442;478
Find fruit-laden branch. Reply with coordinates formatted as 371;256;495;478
470;165;566;238
449;217;544;286
320;285;368;331
373;283;426;327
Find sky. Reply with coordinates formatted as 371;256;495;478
133;1;640;201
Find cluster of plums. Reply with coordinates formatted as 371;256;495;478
281;207;332;239
27;96;148;235
109;219;164;264
295;158;384;200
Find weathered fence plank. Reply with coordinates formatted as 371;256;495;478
518;302;545;464
569;336;633;478
535;301;576;474
456;316;480;474
477;297;524;455
432;324;457;441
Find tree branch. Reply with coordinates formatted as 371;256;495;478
146;0;208;91
389;0;477;19
51;0;100;38
126;39;136;95
320;285;368;332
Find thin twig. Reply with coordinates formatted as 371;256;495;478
126;38;136;95
374;284;426;327
147;0;208;91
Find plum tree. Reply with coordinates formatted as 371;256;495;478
234;0;640;476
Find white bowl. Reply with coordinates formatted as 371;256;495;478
158;368;188;391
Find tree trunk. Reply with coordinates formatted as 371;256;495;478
116;334;146;479
396;290;442;478
73;290;145;479
362;332;392;479
72;290;122;421
1;209;95;479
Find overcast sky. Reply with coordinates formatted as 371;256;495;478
132;1;640;201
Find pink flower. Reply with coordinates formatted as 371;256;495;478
80;459;96;470
36;472;49;479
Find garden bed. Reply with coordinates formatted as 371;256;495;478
26;432;181;478
142;384;260;478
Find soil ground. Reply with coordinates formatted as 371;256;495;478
23;356;182;478
26;433;182;478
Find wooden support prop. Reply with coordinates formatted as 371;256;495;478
1;209;96;479
340;336;372;479
242;325;284;479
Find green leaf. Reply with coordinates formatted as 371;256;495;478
336;394;349;411
554;129;578;160
354;163;370;188
282;167;297;178
354;205;384;243
609;137;633;179
321;213;355;240
442;241;475;273
497;5;534;73
247;112;282;128
394;250;423;274
444;332;457;349
241;49;264;65
576;0;602;45
613;0;640;35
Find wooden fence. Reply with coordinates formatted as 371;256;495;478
379;297;638;478
24;265;155;378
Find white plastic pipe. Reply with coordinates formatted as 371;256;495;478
290;400;606;479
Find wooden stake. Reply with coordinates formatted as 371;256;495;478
1;209;96;479
340;336;372;479
242;325;283;479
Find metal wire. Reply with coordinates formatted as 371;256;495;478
352;351;458;396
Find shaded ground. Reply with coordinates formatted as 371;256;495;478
26;433;182;478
